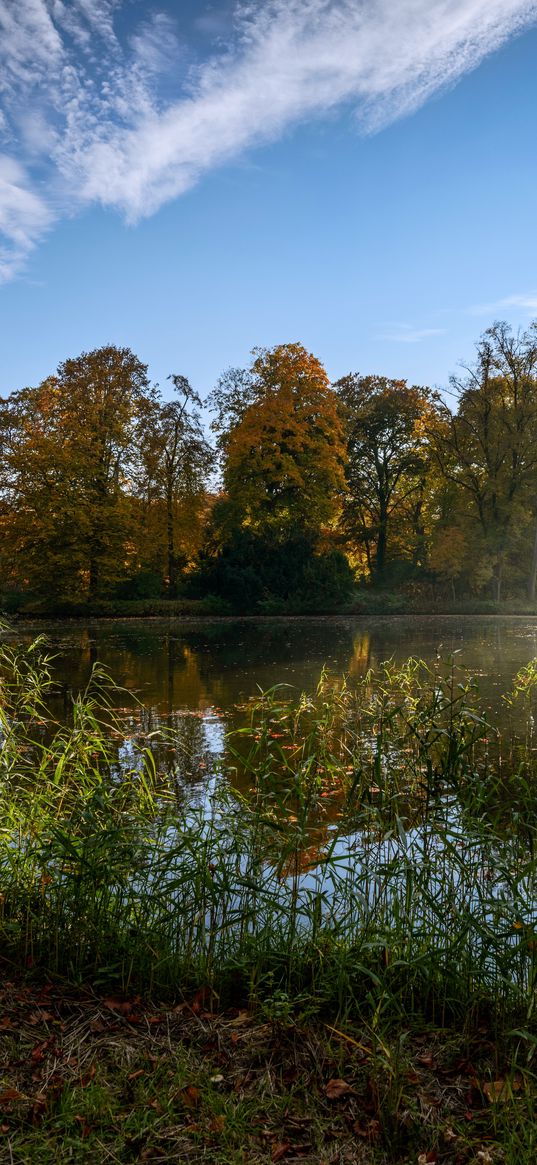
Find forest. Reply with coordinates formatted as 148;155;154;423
2;319;537;614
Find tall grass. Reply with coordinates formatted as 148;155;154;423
2;627;537;1042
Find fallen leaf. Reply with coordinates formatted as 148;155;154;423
272;1142;292;1161
229;1010;251;1027
103;998;136;1016
0;1089;24;1104
325;1078;353;1100
482;1078;520;1103
353;1119;380;1139
180;1085;201;1109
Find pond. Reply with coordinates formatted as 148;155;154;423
12;613;537;706
9;615;537;806
5;616;537;999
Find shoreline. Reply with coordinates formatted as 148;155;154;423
6;605;537;625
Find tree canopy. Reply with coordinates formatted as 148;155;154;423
335;374;446;583
3;325;537;612
215;343;346;538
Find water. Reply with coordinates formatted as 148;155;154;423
8;616;537;976
12;613;537;710
9;615;537;804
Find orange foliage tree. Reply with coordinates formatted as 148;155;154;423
215;343;346;538
0;346;153;601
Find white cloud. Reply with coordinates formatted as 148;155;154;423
0;0;536;276
0;0;63;93
0;155;53;281
376;324;447;344
469;292;537;316
74;0;537;221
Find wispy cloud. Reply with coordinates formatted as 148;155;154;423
468;292;537;316
376;324;446;344
0;0;536;279
0;155;53;281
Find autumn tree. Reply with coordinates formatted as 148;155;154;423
135;376;213;594
335;374;445;584
433;322;537;601
0;346;153;602
213;343;346;537
196;344;352;611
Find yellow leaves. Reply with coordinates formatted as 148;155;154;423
429;525;468;580
223;343;346;534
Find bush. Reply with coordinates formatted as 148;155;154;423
191;529;355;613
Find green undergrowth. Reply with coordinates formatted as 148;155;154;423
2;627;537;1049
1;594;233;619
7;591;537;619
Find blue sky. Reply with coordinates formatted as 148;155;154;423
1;0;537;406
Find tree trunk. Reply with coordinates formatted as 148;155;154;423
375;509;388;583
492;555;503;603
88;548;99;600
411;485;426;568
527;514;537;602
166;485;175;594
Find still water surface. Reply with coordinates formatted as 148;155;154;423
9;615;537;810
16;615;537;718
13;617;537;954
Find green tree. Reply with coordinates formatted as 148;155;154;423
136;376;213;594
335;374;444;584
434;322;537;601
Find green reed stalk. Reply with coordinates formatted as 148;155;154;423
2;626;537;1042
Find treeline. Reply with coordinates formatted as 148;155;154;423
1;321;537;613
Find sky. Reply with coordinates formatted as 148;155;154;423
1;0;537;407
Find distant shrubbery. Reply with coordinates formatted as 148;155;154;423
191;529;355;614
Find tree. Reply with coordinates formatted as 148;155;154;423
136;376;213;594
213;343;346;538
335;375;445;584
0;346;153;601
433;322;537;601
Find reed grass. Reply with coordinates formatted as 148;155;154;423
2;627;537;1048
